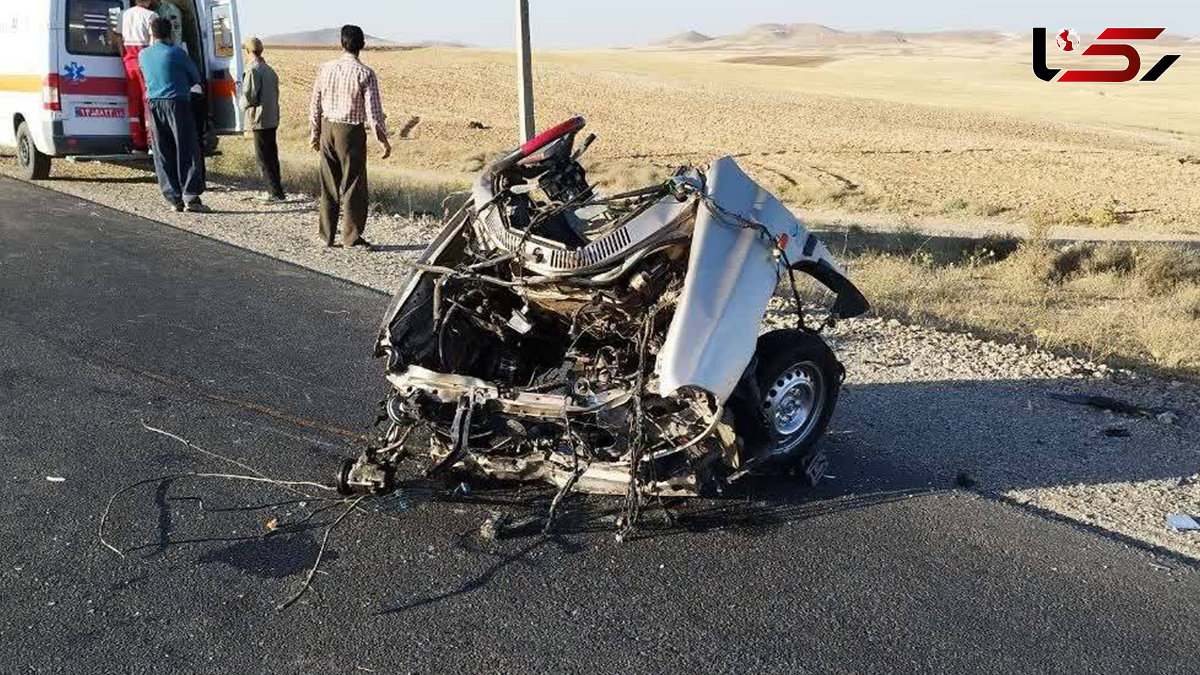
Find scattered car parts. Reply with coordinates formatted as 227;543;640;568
345;117;869;518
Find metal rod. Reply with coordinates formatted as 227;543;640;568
516;0;536;143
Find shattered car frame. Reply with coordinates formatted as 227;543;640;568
349;117;868;507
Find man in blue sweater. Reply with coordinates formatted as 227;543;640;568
139;17;209;212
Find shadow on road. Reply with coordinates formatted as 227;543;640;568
364;363;1196;614
370;482;940;615
376;537;556;615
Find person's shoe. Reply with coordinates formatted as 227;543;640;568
170;200;185;212
184;200;212;213
348;238;376;251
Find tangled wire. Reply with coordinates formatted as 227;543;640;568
701;195;809;332
100;423;380;611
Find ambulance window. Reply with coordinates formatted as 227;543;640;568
211;5;234;58
66;0;123;56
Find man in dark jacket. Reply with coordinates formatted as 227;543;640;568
241;37;285;202
139;17;208;212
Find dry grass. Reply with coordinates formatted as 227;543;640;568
942;198;969;213
974;203;1010;218
1027;201;1126;235
208;138;467;216
814;235;1200;373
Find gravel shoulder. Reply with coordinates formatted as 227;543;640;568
5;157;1199;561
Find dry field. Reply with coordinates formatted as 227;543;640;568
236;40;1200;235
807;234;1200;373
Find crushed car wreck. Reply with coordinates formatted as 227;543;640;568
343;117;869;510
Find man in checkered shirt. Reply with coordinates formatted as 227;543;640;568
309;25;393;250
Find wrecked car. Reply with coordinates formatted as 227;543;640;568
344;117;869;505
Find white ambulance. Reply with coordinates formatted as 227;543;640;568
0;0;244;179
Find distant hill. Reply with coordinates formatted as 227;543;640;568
655;30;714;47
263;28;396;46
413;40;470;48
723;23;907;46
906;30;1008;44
647;23;1017;50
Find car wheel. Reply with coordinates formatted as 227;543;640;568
736;329;842;473
16;121;51;180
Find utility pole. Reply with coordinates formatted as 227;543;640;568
516;0;535;143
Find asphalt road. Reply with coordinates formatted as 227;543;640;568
2;176;1198;674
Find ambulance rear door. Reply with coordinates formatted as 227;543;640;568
203;0;242;133
56;0;131;149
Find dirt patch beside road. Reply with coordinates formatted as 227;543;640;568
4;158;1199;562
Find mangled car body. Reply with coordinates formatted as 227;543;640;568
351;118;868;502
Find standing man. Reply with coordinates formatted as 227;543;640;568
309;25;391;250
118;0;159;153
140;18;209;213
241;37;285;202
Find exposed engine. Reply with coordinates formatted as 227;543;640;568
351;117;870;525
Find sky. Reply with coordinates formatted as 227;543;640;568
236;0;1200;47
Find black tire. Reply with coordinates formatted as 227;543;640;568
16;121;51;180
735;329;842;469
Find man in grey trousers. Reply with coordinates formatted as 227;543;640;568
241;37;285;202
139;17;208;212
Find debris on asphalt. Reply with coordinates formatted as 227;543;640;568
46;476;67;483
101;423;378;611
1166;514;1200;532
1156;411;1180;426
1100;427;1131;438
479;511;511;541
